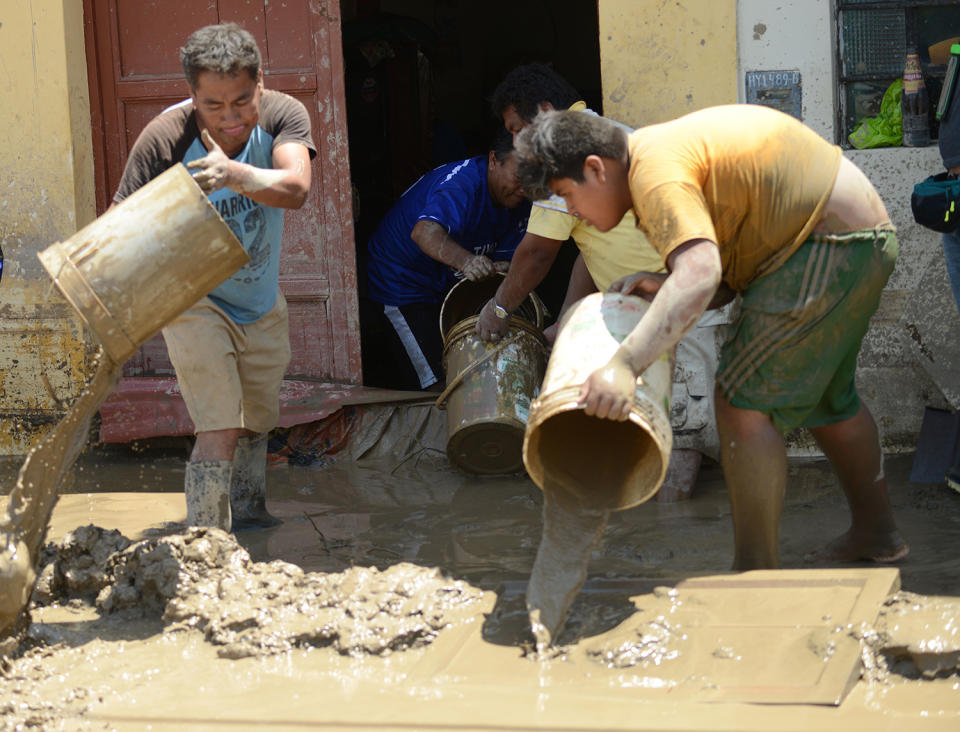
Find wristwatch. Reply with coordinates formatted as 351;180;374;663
493;301;509;320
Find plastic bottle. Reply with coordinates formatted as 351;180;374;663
902;48;930;147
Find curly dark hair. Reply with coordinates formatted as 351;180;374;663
180;23;261;88
515;110;627;200
490;63;580;122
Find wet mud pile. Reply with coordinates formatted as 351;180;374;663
32;525;485;660
862;591;960;680
0;644;99;732
33;525;131;606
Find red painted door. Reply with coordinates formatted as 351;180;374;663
83;0;360;384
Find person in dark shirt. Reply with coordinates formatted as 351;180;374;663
361;129;529;391
937;49;960;492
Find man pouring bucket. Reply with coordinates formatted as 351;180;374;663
113;23;315;531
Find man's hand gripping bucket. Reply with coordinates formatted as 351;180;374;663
523;292;673;511
37;164;249;364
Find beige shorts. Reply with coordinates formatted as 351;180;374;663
162;293;291;434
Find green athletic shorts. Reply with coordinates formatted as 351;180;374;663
716;224;897;434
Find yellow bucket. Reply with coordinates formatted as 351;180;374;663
38;164;249;364
441;315;547;475
523;292;673;511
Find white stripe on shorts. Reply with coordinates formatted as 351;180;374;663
383;305;438;389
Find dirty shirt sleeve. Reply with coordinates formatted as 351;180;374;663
113;108;195;204
632;179;718;262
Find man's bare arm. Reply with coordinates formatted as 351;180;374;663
188;130;311;209
410;220;493;279
476;231;562;340
580;239;722;420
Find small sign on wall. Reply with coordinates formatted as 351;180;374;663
746;70;802;121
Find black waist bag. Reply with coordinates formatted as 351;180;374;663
912;173;960;233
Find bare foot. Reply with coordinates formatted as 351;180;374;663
804;527;909;564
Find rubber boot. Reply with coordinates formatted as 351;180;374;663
230;433;281;530
185;460;233;531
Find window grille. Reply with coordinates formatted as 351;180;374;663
837;0;960;145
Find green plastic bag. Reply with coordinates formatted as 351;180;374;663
848;79;903;149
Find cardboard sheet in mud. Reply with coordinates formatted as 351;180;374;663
440;569;901;706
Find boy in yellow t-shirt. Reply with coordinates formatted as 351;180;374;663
514;105;908;571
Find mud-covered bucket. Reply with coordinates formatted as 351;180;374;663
523;292;673;511
439;314;547;475
38;164;249;364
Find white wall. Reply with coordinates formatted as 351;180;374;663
737;0;837;141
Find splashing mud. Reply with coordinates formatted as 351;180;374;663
0;353;121;650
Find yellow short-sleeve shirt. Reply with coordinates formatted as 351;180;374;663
528;203;665;291
627;105;842;291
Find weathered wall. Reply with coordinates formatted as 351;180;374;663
598;0;738;127
736;0;836;139
0;1;96;455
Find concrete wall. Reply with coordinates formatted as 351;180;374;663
598;0;738;127
0;1;96;454
598;0;951;452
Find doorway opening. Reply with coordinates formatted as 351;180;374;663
340;0;603;385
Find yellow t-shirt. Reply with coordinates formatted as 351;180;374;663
627;104;842;291
526;204;665;291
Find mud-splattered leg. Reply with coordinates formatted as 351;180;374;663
716;393;785;570
526;486;608;651
807;403;908;563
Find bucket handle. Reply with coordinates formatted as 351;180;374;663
434;333;521;409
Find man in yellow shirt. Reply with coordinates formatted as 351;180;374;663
514;105;909;570
479;63;729;499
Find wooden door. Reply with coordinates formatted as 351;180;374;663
83;0;360;384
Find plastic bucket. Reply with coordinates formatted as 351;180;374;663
38;164;249;364
441;315;547;475
523;292;673;511
440;273;544;339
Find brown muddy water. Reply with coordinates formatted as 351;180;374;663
0;447;959;730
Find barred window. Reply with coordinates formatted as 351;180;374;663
837;0;960;145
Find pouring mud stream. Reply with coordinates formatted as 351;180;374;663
0;354;121;648
521;292;674;649
0;165;247;650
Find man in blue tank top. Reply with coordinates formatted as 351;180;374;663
113;24;315;532
361;130;530;390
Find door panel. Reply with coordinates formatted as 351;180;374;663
83;0;360;385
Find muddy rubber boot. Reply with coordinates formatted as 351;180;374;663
230;433;281;530
185;460;233;531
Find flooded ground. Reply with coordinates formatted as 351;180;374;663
0;443;959;729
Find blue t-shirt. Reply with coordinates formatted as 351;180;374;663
183;128;285;323
365;157;530;305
